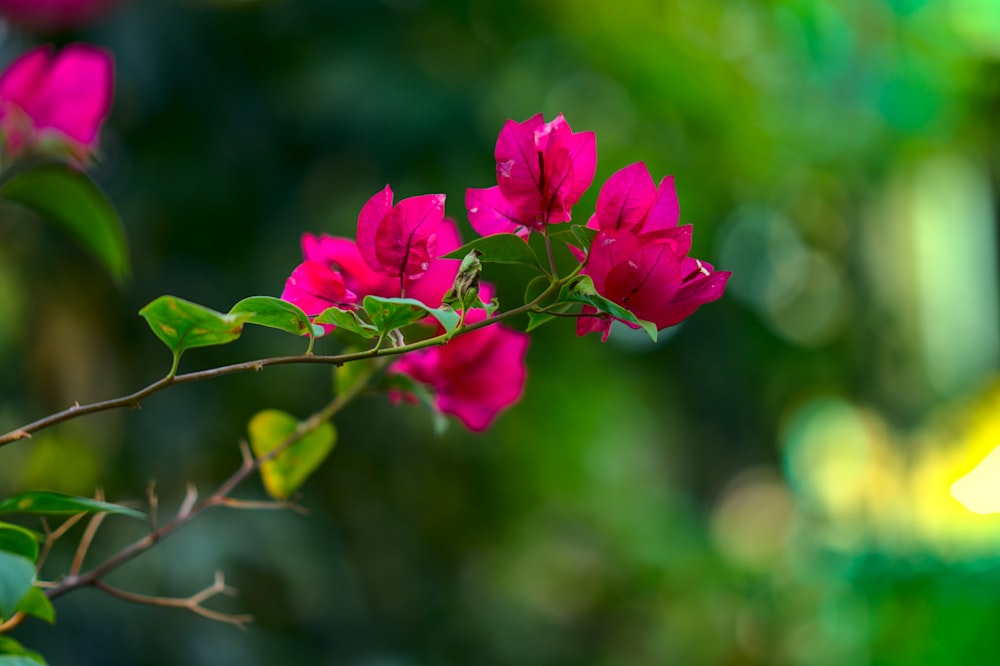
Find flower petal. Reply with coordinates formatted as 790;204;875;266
280;260;356;316
466;186;530;237
595;162;656;232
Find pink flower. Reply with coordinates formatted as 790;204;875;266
357;185;445;288
467;113;596;236
390;309;529;431
300;216;466;308
0;43;113;163
0;0;120;30
578;163;730;341
280;260;357;316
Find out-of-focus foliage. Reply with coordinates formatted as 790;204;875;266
2;0;1000;664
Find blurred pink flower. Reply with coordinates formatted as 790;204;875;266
0;0;120;31
577;163;730;341
0;43;113;162
467;113;596;235
390;309;529;431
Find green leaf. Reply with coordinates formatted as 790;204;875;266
0;524;39;563
559;275;658;342
363;296;460;336
442;234;541;268
248;410;337;500
230;296;323;337
1;165;128;281
0;491;144;520
139;296;249;359
568;224;598;252
314;306;379;339
0;551;34;621
379;373;448;436
0;637;46;665
526;310;557;332
15;588;54;624
524;275;552;305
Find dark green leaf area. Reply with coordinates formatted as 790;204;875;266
442;233;541;268
0;491;143;520
0;524;39;563
15;588;54;624
0;636;47;665
0;552;34;621
1;165;129;281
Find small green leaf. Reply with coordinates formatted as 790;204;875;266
230;296;323;337
0;524;39;563
559;275;658;342
0;637;47;665
363;296;460;336
0;491;144;520
139;296;249;358
15;588;54;624
0;551;34;621
526;311;557;332
442;234;541;268
524;275;552;305
248;410;337;500
1;165;128;281
314;306;379;339
379;373;448;435
568;224;598;252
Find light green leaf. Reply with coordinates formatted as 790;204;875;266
15;588;54;624
139;296;249;358
314;306;379;339
1;165;128;281
248;410;337;500
442;233;541;267
363;296;460;336
0;491;144;520
0;523;39;563
230;296;323;337
0;552;34;621
559;275;658;342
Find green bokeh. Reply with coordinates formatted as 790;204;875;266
3;0;1000;663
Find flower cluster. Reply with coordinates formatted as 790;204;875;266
281;114;729;432
281;185;529;432
574;161;730;341
0;43;113;164
467;115;730;342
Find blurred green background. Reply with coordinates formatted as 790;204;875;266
3;0;1000;663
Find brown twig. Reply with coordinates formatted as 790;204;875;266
92;572;253;629
0;283;561;448
41;357;378;627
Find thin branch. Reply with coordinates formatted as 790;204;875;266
37;513;87;570
0;282;562;448
44;357;379;613
69;489;107;577
92;572;253;629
